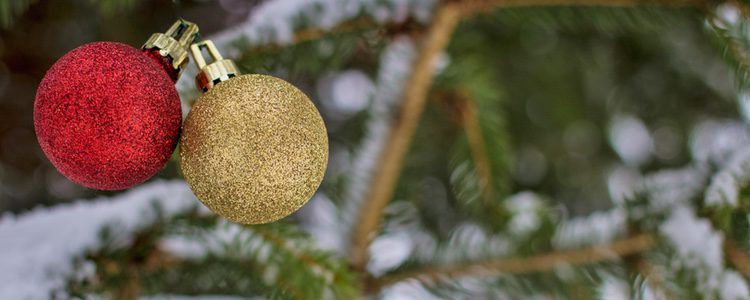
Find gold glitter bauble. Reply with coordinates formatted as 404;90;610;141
180;74;328;224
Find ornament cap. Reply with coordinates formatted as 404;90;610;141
190;40;241;93
142;19;200;80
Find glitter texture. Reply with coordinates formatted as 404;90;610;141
34;42;182;190
180;74;328;224
143;49;179;82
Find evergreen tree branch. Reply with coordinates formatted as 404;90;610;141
370;233;656;292
458;90;497;204
629;254;675;300
349;2;462;273
249;18;384;54
456;0;707;16
246;0;705;52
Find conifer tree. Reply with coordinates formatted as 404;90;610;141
4;0;750;299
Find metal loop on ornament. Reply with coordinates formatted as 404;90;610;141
142;19;200;77
190;40;240;93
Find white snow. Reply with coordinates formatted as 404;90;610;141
381;280;442;300
0;181;198;300
639;166;707;211
317;69;375;117
739;92;750;123
552;208;626;249
341;37;416;239
716;3;741;28
141;296;254;300
368;231;415;275
211;0;436;47
690;120;750;165
608;115;653;166
160;219;255;260
705;146;750;207
607;165;640;204
598;277;629;300
297;194;347;253
505;192;543;236
177;0;436;96
720;271;750;300
659;206;724;293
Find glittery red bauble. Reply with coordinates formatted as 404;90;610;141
34;42;181;190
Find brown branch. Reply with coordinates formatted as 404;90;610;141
725;239;750;281
627;254;675;300
349;2;463;273
371;233;656;291
458;91;497;204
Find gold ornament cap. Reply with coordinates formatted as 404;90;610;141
190;40;240;93
142;19;200;79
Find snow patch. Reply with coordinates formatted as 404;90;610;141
341;37;416;236
720;271;750;300
639;166;706;211
0;181;198;300
553;209;626;249
505;192;543;236
598;278;629;300
705;146;750;207
212;0;436;47
659;206;724;293
368;231;415;276
609;115;653;166
318;69;374;117
690;120;750;165
607;165;640;204
141;296;254;300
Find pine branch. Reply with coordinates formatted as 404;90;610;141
456;0;707;16
458;90;497;205
247;17;419;54
438;53;513;229
235;0;706;52
348;0;696;282
628;254;675;300
370;233;656;292
349;2;462;273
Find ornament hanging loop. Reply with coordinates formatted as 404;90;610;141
142;19;200;79
190;40;240;93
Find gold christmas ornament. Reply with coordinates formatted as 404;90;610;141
180;40;328;224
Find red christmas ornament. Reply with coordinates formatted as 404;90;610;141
34;21;199;190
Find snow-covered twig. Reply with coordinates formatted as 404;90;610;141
0;181;197;300
350;2;462;273
340;37;417;245
371;233;656;292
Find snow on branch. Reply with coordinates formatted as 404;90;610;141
0;181;198;300
657;205;750;299
177;0;436;96
690;120;750;165
552;208;627;250
210;0;436;49
705;146;750;207
341;37;417;240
